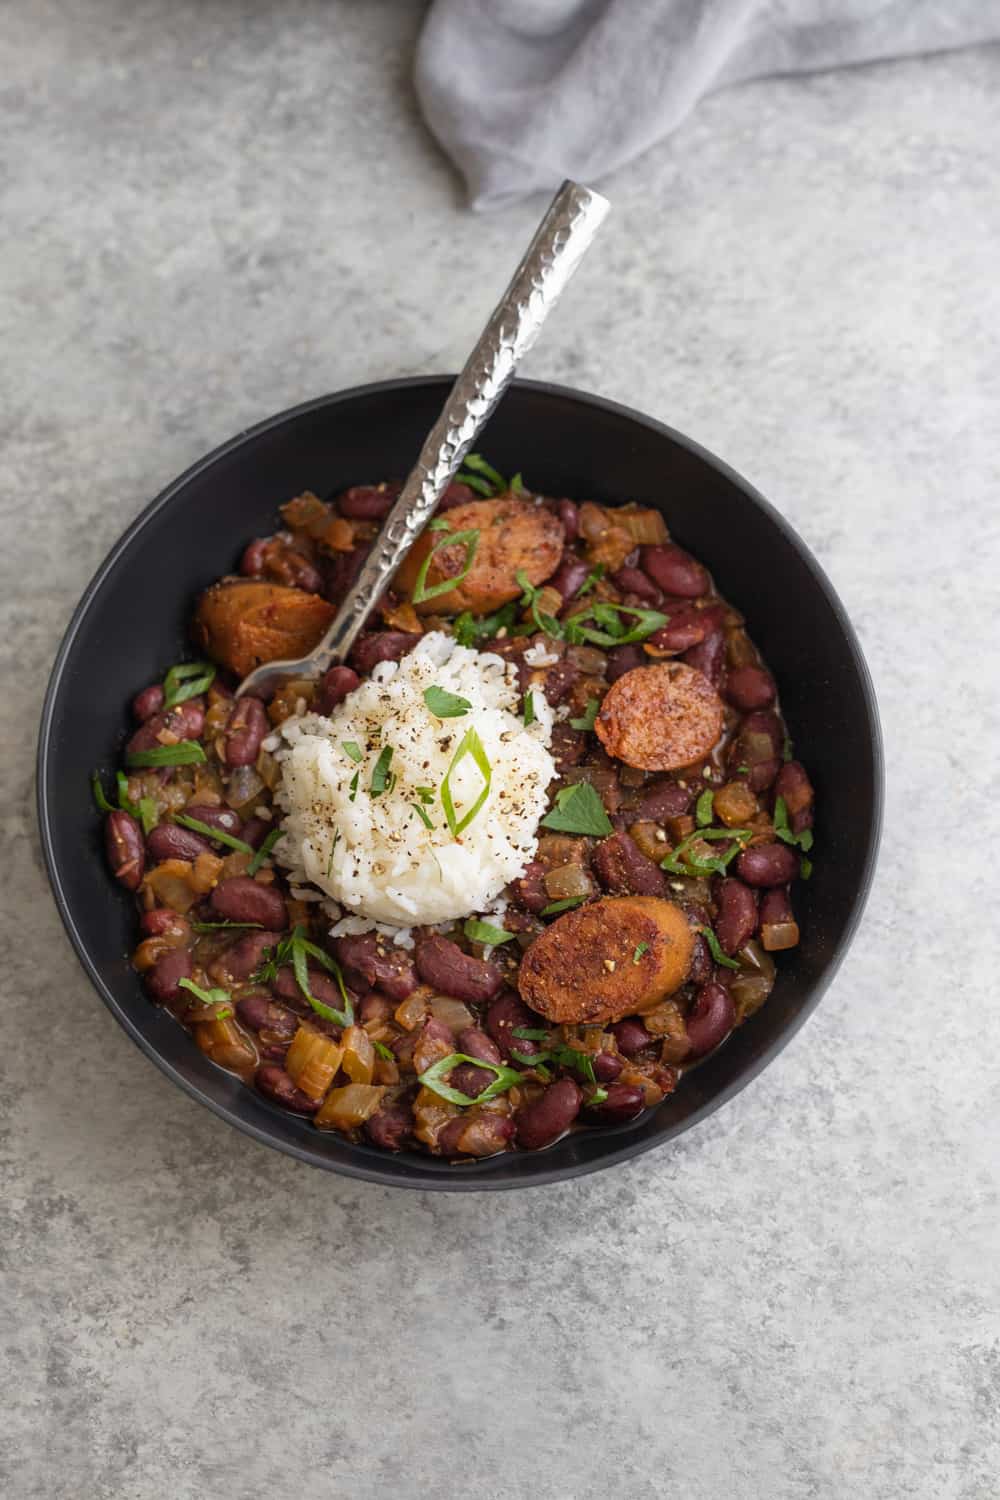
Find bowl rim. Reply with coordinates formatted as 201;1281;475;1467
36;375;884;1191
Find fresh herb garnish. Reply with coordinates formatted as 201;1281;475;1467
247;826;282;875
370;746;394;796
659;826;752;877
576;564;605;598
541;781;613;837
175;813;254;855
516;568;563;639
126;740;207;769
509;1038;600;1085
800;856;813;880
342;741;363;763
253;924;353;1026
464;918;514;947
412;527;480;604
453;600;518;649
162;660;216;710
782;736;794;763
456;453;506;498
91;772;116;813
512;1027;551;1042
92;769;157;831
414;786;435;804
736;764;750;775
178;977;232;1008
428;517;453;532
540;895;589;916
423;685;472;719
695;788;715;827
698;925;741;971
523;691;536;727
418;1052;522;1106
325;828;340;878
633;942;649;964
510;471;525;495
440;726;492;838
411;801;435;830
348;769;360;802
773;796;814;853
588;1087;609;1105
192;920;264;932
569;698;599;732
373;1040;395;1062
564;600;668;648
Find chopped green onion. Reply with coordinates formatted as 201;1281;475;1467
175;813;253;855
373;1040;395;1062
633;942;649;964
569;698;599;732
510;471;525;495
247;826;282;875
370;746;393;796
342;741;363;763
423;685;472;719
126;740;207;768
91;772;116;813
782;736;794;763
564;601;668;648
457;453;506;495
412;527;480;604
576;564;605;598
516;568;563;639
512;1027;550;1042
800;856;813;880
736;764;750;775
541;781;613;837
523;691;536;726
348;769;360;802
452;600;518;648
414;786;435;804
773;796;814;853
162;660;216;710
418;1052;521;1106
540;895;588;916
178;976;232;1008
192;920;264;932
428;517;452;532
464;918;514;947
588;1087;609;1106
440;726;492;838
455;472;494;498
659;826;752;877
695;788;715;827
411;801;434;830
256;924;353;1026
698;925;741;971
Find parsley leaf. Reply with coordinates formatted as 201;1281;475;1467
569;698;599;732
541;781;613;837
370;746;393;796
423;685;472;719
698;925;741;971
464;918;514;947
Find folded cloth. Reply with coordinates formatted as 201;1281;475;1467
415;0;1000;209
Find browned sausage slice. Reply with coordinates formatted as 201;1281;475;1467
194;579;335;679
394;496;563;617
518;896;694;1025
594;662;724;772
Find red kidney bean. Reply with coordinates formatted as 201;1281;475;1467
336;482;401;519
254;1064;321;1114
486;991;546;1061
139;908;191;942
240;538;269;576
592;1051;623;1083
611;566;663;604
635;778;693;821
439;1113;516;1157
732;709;783;792
726;665;776;711
549;556;590;601
759;887;800;952
449;1063;494;1098
686;982;736;1058
742;709;783;752
583;1082;646;1125
415;935;503;1004
509;859;548;914
538;657;581;707
314;665;360;716
126;698;205;754
182;804;244;838
515;1078;582;1150
105;810;145;890
438;480;477;510
210;877;287;929
736;842;800;888
714;877;759;955
270;548;323;595
456;1027;503;1066
747;758;780;793
549;724;586;775
334;934;416;1000
556;499;579;539
683;630;725;686
223;697;268;767
146;822;211;864
220;929;284;980
365;1090;416;1150
605;644;646;682
239;816;271;850
144;947;193;1004
358;990;395;1025
236;993;299;1037
322;545;367;603
687;931;713;986
349;632;421;675
272;965;347;1015
132;683;165;722
774;760;814;834
592;831;668;897
610;1018;655;1057
640;543;707;598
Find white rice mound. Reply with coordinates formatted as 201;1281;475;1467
272;632;556;930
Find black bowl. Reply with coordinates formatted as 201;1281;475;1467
37;377;882;1190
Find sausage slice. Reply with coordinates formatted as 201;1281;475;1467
595;662;723;772
518;896;694;1025
194;579;335;678
394;496;563;617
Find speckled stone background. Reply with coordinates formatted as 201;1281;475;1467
3;4;998;1496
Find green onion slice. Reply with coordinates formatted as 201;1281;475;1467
178;977;232;1008
175;813;253;855
440;726;492;838
564;601;668;647
370;746;393;796
247;826;282;876
412;527;480;604
342;741;363;763
126;740;207;769
463;918;514;947
91;772;116;813
540;895;588;916
698;925;741;971
411;802;434;830
523;691;536;726
695;788;715;826
418;1052;522;1106
569;698;599;732
162;660;216;710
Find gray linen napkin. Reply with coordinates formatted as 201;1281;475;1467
415;0;1000;209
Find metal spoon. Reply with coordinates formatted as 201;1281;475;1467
236;179;609;700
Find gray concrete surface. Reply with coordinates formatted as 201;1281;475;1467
2;4;998;1497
